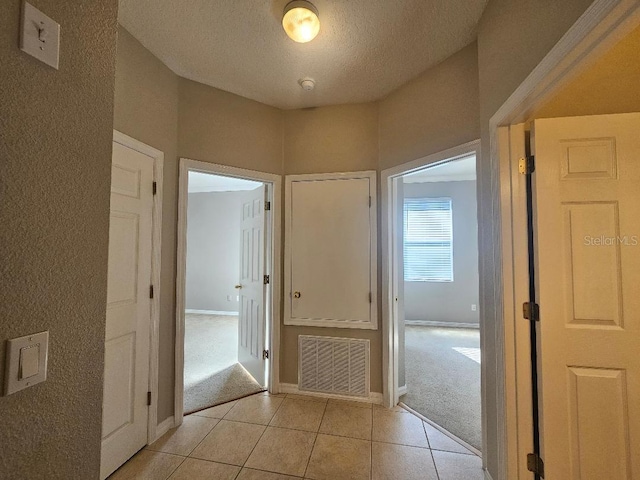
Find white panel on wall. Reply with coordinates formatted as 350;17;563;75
284;171;377;329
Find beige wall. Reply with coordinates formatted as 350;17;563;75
0;0;118;477
533;23;640;119
379;42;481;171
283;104;379;175
476;0;594;476
114;26;180;423
179;78;284;175
281;103;381;390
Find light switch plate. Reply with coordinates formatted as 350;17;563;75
20;2;60;69
4;331;49;396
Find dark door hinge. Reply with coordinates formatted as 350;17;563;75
147;391;152;406
150;285;154;299
265;201;271;211
264;275;270;285
519;156;535;175
523;302;540;321
369;196;372;207
369;292;372;303
152;181;157;195
527;453;545;477
263;349;269;360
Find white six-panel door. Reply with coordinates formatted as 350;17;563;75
100;142;154;479
534;113;640;479
237;185;267;386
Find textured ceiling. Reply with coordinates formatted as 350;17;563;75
118;0;487;109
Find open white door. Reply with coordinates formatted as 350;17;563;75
237;184;267;386
534;113;640;479
100;142;154;479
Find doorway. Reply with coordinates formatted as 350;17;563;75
174;159;282;424
382;140;485;459
399;154;481;452
494;7;640;479
182;171;266;414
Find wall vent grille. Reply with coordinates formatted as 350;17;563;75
298;335;370;397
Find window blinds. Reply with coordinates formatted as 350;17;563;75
403;197;453;282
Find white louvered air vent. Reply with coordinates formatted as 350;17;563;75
298;335;370;397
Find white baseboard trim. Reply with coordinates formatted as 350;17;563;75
397;385;407;396
152;416;175;443
185;309;239;316
279;383;383;405
405;320;480;329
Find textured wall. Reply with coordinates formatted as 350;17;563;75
476;0;593;476
178;78;284;175
403;181;480;324
533;23;640;119
379;43;481;171
113;26;179;424
0;0;118;477
186;191;244;312
283;104;379;175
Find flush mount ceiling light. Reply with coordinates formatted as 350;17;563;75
282;0;320;43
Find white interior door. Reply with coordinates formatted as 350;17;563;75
534;113;640;479
238;185;267;386
100;142;154;479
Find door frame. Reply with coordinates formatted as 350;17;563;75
489;1;640;479
381;139;484;459
111;130;164;444
174;158;282;425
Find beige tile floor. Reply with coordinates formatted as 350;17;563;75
109;391;484;480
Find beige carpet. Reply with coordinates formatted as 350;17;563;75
184;314;263;414
401;325;482;450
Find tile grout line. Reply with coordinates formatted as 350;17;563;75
238;394;287;472
302;398;328;478
181;416;222;458
162;452;187;480
423;421;441;480
182;393;285;476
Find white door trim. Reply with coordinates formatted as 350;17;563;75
489;1;640;478
174;158;282;425
381;139;483;462
111;130;164;444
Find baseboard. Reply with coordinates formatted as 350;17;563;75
405;320;480;329
397;385;407;396
152;416;174;442
185;309;239;316
279;383;383;405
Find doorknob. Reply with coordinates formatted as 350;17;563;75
293;291;301;298
235;284;242;289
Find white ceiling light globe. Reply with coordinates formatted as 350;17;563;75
282;1;320;43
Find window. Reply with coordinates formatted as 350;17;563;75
403;197;453;282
